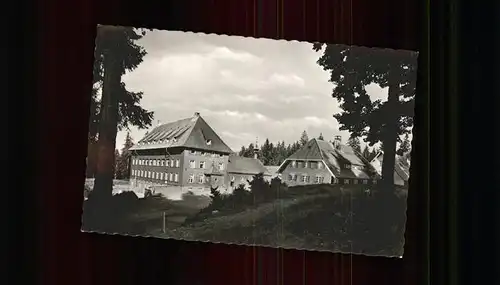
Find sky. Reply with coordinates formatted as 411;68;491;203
115;29;402;153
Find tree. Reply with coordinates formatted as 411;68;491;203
318;133;325;140
347;136;362;153
396;133;411;156
260;139;273;165
92;26;154;197
116;132;134;179
238;146;246;157
114;149;121;179
313;43;418;187
300;130;309;146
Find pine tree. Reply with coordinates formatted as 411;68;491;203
242;143;255;158
92;26;154;197
300;130;309;146
260;138;273;165
318;133;325;140
114;149;121;179
396;133;411;156
238;146;246;157
116;132;134;179
313;43;417;187
347;136;362;153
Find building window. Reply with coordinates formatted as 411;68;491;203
175;159;180;167
315;175;323;184
302;175;310;183
160;159;164;166
189;160;195;168
166;159;170;167
156;172;159;180
344;179;350;184
198;175;204;183
363;179;368;184
240;177;245;182
344;164;351;169
218;162;224;171
174;173;179;182
160;173;164;180
288;174;297;181
188;174;194;183
231;176;235;182
165;173;169;182
199;161;205;169
353;179;358;184
206;139;212;146
190;150;196;154
372;179;377;184
318;162;324;169
169;173;174;181
291;161;297;168
304;161;309;168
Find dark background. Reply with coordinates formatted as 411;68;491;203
11;0;498;284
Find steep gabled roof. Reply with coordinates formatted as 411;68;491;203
129;113;233;154
227;155;270;176
280;138;376;179
370;151;411;185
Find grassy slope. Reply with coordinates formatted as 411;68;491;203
160;185;408;256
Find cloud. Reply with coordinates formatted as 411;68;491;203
114;30;396;153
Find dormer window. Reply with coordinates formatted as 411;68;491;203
206;139;212;146
344;164;351;169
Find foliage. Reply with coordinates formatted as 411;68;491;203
347;136;362;153
188;173;289;223
89;27;153;139
396;133;411;156
238;131;311;166
115;132;134;179
313;43;418;186
299;130;309;146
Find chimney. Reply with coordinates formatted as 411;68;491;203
333;135;342;150
194;112;200;117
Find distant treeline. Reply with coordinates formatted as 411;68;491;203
237;130;383;166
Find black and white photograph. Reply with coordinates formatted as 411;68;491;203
82;25;418;257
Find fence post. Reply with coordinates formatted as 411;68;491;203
162;211;166;233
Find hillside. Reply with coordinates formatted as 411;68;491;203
160;185;408;256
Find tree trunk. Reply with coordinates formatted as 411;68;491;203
92;50;121;198
380;75;400;190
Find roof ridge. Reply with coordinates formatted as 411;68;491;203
312;138;326;160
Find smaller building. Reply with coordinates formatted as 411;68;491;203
226;155;271;190
277;136;379;187
370;151;411;187
265;166;280;179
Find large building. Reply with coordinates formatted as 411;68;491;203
128;112;270;196
276;136;379;186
